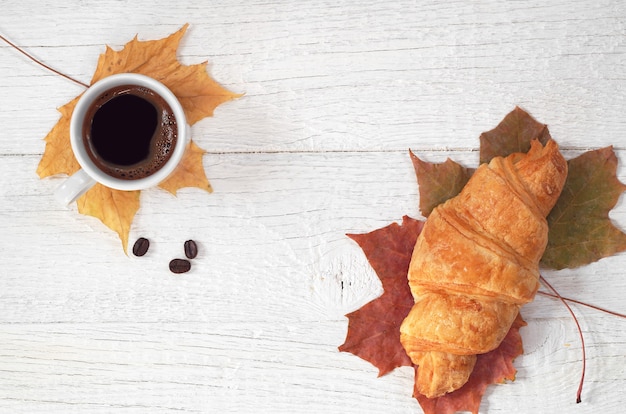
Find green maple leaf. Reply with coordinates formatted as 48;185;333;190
542;146;626;269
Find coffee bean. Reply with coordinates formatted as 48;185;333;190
169;258;191;274
184;239;198;259
132;237;150;257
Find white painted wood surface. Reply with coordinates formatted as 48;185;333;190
1;1;625;412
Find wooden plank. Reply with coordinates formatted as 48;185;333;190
2;1;626;413
1;1;626;154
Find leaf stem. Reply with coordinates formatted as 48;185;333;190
0;33;89;88
537;290;626;318
539;275;585;404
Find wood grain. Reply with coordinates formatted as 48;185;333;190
1;1;626;413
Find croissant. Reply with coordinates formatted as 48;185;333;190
400;139;568;398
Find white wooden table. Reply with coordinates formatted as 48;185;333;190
1;1;625;413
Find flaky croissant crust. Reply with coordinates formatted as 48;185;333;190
400;139;567;398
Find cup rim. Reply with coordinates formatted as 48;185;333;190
69;73;188;191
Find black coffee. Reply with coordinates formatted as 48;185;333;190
83;84;178;180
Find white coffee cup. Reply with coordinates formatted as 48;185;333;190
55;73;189;204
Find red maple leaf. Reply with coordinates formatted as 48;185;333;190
339;215;526;414
414;315;526;414
339;216;424;375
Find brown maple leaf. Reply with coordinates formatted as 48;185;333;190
409;151;473;218
37;25;239;252
479;106;551;164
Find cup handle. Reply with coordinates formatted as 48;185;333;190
54;169;97;205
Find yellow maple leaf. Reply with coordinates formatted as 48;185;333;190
76;186;141;253
36;96;82;178
37;24;239;253
158;141;213;195
90;24;240;125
